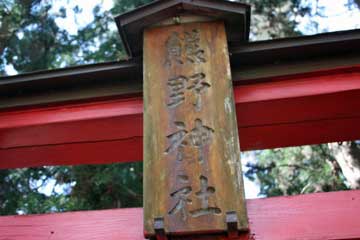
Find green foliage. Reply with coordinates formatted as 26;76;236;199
0;0;150;216
244;0;309;39
0;167;69;215
112;0;153;13
67;163;143;210
0;0;313;75
0;0;78;74
245;145;348;197
0;163;142;215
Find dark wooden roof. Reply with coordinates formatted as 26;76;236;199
0;29;360;109
114;0;250;57
231;29;360;67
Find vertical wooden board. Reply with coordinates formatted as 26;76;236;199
143;21;247;236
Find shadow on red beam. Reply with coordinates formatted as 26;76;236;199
0;138;143;169
1;66;360;168
0;190;359;240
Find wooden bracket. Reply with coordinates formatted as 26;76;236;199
153;217;168;240
226;211;239;239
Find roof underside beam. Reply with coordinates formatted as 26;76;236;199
1;29;360;110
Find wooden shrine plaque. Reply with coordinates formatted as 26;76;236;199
143;21;248;236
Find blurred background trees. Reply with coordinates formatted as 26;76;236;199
0;0;359;215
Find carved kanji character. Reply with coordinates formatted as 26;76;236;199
190;176;221;218
165;32;183;66
165;122;188;162
167;75;188;108
166;120;214;163
168;186;192;221
167;73;210;111
189;119;214;163
187;73;210;111
185;29;206;63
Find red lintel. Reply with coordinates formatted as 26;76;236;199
1;66;360;169
0;190;359;240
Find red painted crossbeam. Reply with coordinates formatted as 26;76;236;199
1;66;360;169
0;190;359;240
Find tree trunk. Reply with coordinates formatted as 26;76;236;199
328;142;360;189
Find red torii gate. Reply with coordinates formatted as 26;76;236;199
2;66;360;167
1;0;360;239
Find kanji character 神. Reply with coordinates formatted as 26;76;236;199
165;121;188;162
189;119;214;163
165;120;214;163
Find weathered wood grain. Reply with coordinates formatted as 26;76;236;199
143;21;247;236
0;190;359;240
